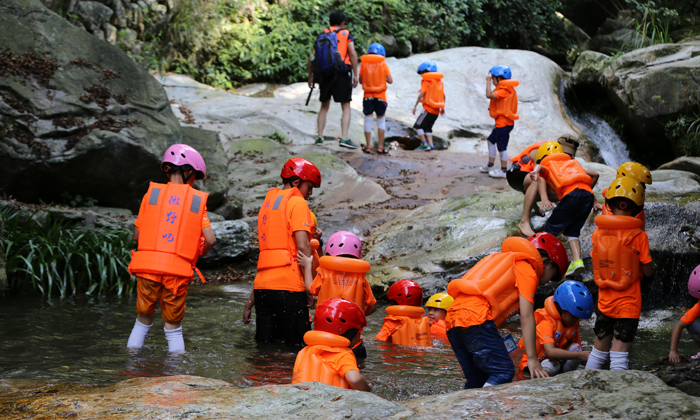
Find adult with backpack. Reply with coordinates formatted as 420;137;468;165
308;10;359;149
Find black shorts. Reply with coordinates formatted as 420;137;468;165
544;188;594;238
413;109;439;133
352;342;367;359
253;289;310;347
362;97;387;116
594;309;639;343
506;165;527;194
487;125;514;152
319;70;353;103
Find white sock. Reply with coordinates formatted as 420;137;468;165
364;116;373;133
488;141;497;158
127;319;152;349
585;347;609;369
164;326;185;353
483;382;494;387
609;351;629;371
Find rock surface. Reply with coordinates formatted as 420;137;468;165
2;371;699;419
199;220;250;266
659;156;700;178
571;50;609;85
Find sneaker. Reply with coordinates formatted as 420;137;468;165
489;169;507;178
480;165;495;173
565;259;585;278
338;138;359;149
416;143;429;150
428;144;435;150
314;136;324;145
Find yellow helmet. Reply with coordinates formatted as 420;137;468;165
605;177;645;206
535;141;564;163
425;293;454;310
616;162;652;185
310;211;317;228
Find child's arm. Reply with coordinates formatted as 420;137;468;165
669;320;688;364
485;74;497;99
365;302;377;316
585;169;599;188
345;370;371;391
294;231;316;308
201;226;216;256
529;164;542;181
133;226;139;242
386;74;393;84
412;93;424;115
313;227;323;241
297;250;313;273
242;290;255;324
542;342;590;362
642;262;654;278
537;177;555;209
520;295;549;378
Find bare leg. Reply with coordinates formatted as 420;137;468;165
611;340;633;352
137;314;154;326
340;102;351;139
317;100;331;138
377;113;385;151
364;130;372;146
569;238;581;261
593;335;614;352
518;180;539;237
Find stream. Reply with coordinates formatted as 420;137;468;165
1;282;697;400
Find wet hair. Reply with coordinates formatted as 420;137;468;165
608;197;642;216
329;10;346;26
341;328;359;341
538;248;562;282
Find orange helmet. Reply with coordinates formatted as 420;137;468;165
280;158;321;188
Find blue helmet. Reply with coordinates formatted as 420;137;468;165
489;65;512;79
553;281;594;319
417;61;437;74
368;43;386;57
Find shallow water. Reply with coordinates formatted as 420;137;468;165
0;283;697;400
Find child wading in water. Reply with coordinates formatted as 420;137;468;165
127;144;216;353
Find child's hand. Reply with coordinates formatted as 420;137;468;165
242;307;252;324
541;199;555;210
412;106;417;115
527;359;550;379
307;292;317;309
313;227;323;241
579;350;591;362
440;108;445;116
297;250;313;270
486;74;493;83
593;201;603;212
529;171;539;181
669;350;681;365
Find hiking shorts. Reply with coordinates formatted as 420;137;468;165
545;188;595;238
413;109;439;134
594;309;639;343
686;318;700;341
487;125;514;152
319;70;352;103
363;97;387;116
254;289;310;347
136;276;188;324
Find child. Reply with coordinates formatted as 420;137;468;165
518;281;593;377
292;298;371;391
359;43;393;154
531;142;601;277
425;292;454;340
127;144;216;353
602;162;652;227
446;233;568;388
585;177;654;371
242;158;321;347
669;265;700;363
412;61;445;151
304;230;377;358
376;279;432;346
309;212;323;275
481;65;519;178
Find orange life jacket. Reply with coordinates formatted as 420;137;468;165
292;330;353;389
540;153;593;199
257;188;304;271
314;256;371;312
447;237;544;327
517;296;580;362
324;27;351;65
421;72;445;110
360;54;387;94
601;188;646;228
591;215;645;290
429;319;448;340
488;79;519;121
128;182;208;280
311;239;321;276
510;141;547;173
376;305;432;347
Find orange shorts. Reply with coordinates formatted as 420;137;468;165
135;276;188;323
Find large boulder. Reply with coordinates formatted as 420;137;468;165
181;126;227;210
0;0;186;212
571;50;609;85
658;156;700;178
0;210;5;293
198;220;250;266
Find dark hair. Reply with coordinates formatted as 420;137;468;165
329;10;346;26
538;248;562;282
341;328;359;341
282;175;302;186
608;197;642;215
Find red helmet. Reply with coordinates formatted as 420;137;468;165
314;298;366;335
387;279;423;306
529;232;569;279
280;157;321;188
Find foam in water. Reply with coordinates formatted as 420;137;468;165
559;79;631;167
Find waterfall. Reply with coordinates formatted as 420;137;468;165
559;79;631;167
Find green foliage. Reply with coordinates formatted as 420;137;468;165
151;0;574;88
665;113;700;156
623;0;677;49
0;208;136;297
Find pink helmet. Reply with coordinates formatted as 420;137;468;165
689;264;700;299
325;231;362;258
161;144;206;180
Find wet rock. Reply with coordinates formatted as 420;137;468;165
677;381;700;397
181;126;227;211
199;220;249;266
0;0;183;212
571;50;609;85
103;22;117;44
662;373;684;386
0;211;5;292
659;157;700;178
215;197;243;220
